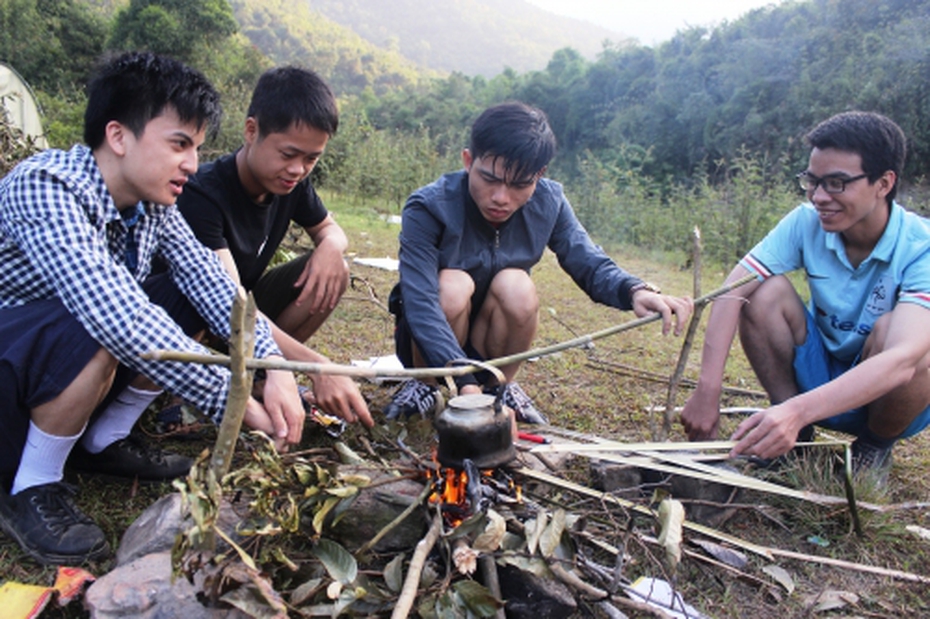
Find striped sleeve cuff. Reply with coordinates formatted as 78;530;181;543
739;253;773;280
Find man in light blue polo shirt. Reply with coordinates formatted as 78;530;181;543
681;111;930;481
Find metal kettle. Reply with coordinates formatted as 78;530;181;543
433;360;516;470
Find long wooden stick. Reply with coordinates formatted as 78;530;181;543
661;226;704;439
392;511;443;619
211;290;256;480
142;274;758;380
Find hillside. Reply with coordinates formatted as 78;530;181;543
230;0;429;95
303;0;630;77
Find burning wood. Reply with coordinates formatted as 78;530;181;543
428;457;522;527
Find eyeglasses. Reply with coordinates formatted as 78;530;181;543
796;171;868;194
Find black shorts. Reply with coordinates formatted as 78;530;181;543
252;252;313;322
0;273;204;475
389;282;488;386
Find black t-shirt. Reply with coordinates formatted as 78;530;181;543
177;151;328;290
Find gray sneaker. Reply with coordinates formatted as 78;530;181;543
488;382;548;424
851;438;894;486
0;482;110;565
384;379;440;419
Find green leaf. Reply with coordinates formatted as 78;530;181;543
453;580;504;617
312;538;358;584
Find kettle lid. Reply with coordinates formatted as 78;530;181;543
447;393;496;410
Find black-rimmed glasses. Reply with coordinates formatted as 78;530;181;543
797;171;868;194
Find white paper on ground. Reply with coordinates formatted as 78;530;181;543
352;257;400;271
628;577;708;619
350;354;407;383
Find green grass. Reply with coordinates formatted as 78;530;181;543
2;190;929;618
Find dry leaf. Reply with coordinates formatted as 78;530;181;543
805;589;859;612
762;564;795;594
453;541;479;575
691;539;748;569
657;498;685;574
473;509;506;553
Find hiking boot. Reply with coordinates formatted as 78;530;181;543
384;379;440;419
0;482;109;565
851;437;894;486
68;435;193;481
487;382;548;424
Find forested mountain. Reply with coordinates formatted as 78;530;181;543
5;0;930;190
302;0;628;77
230;0;428;95
357;0;930;184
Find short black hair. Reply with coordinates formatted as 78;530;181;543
469;102;556;181
806;111;906;205
247;66;338;137
83;51;222;149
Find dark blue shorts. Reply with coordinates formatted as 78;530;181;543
794;310;930;439
0;273;204;474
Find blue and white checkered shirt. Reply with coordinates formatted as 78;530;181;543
0;145;282;420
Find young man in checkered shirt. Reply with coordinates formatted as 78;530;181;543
0;52;306;564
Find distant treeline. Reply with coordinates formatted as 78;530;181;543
4;0;930;265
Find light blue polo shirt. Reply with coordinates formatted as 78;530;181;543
740;201;930;363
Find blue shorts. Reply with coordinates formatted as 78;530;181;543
794;310;930;439
0;273;205;475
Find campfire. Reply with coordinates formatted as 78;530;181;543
428;457;522;526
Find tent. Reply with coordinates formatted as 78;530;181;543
0;62;48;149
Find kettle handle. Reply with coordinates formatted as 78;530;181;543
445;358;507;415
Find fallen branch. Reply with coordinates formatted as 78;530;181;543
392;510;443;619
550;562;672;618
661;226;704;440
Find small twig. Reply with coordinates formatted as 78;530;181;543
392;510;443;619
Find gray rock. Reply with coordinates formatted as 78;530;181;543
497;563;577;619
117;493;245;567
84;552;251;619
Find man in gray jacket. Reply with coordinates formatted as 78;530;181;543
386;102;693;421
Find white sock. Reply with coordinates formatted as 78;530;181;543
12;421;84;495
80;385;162;454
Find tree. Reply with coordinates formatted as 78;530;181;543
109;0;238;64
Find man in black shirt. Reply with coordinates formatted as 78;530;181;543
178;66;371;426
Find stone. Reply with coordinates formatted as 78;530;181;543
640;461;741;528
116;493;244;567
84;552;253;619
589;459;643;497
497;563;577;619
326;464;429;553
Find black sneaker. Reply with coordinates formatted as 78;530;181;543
0;482;109;565
487;382;548;424
68;435;193;481
383;379;440;419
851;437;894;486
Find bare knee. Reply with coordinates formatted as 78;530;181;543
739;275;807;346
439;269;476;320
488;269;538;321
